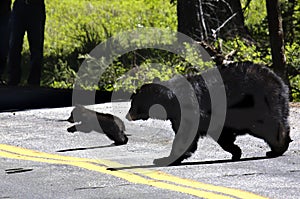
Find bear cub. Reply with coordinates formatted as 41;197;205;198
68;104;128;146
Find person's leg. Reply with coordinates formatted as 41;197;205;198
0;0;12;80
27;3;46;86
7;0;26;86
0;12;11;82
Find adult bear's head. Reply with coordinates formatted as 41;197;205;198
126;83;180;122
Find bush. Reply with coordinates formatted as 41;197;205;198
19;0;176;87
15;0;300;101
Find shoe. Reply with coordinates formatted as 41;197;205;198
0;80;8;86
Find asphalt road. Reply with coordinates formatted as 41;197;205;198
0;102;299;199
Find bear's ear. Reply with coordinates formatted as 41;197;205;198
130;92;136;99
152;77;161;83
130;88;140;99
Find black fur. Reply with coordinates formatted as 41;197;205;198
68;105;128;145
127;62;291;165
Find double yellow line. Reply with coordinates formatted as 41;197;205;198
0;144;267;199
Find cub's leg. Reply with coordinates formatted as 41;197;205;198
67;124;90;133
217;129;242;160
104;130;128;146
67;125;77;133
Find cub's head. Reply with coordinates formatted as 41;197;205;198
67;104;89;123
126;83;175;121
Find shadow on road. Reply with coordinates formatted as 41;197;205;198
107;156;272;171
5;168;33;174
56;144;116;152
0;86;129;112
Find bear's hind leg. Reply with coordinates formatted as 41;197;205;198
217;129;242;160
249;118;291;158
264;121;291;158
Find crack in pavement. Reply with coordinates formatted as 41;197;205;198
5;168;33;174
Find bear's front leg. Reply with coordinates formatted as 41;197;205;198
153;155;183;166
153;125;199;166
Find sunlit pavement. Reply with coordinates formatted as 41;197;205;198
0;102;299;199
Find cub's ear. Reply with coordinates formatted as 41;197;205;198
152;77;161;83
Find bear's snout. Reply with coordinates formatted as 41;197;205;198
125;112;133;121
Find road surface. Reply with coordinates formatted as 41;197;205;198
0;102;299;199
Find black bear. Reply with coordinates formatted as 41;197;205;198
67;105;128;146
126;62;292;166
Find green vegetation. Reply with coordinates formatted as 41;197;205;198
15;0;300;101
20;0;177;88
219;0;300;101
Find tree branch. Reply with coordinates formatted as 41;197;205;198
198;0;208;40
212;13;237;39
242;0;252;12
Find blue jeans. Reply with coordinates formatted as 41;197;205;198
7;0;46;86
0;12;10;78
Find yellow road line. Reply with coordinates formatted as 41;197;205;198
0;146;233;199
0;144;268;199
100;159;267;199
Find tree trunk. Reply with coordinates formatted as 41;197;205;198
176;0;248;41
177;0;202;40
282;0;296;44
266;0;288;84
230;0;248;35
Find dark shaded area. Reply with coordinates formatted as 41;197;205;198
5;168;33;174
0;87;129;112
56;144;115;153
106;156;272;171
74;184;131;191
0;0;11;81
289;170;300;173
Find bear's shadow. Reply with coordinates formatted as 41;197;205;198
107;156;273;171
56;144;115;152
